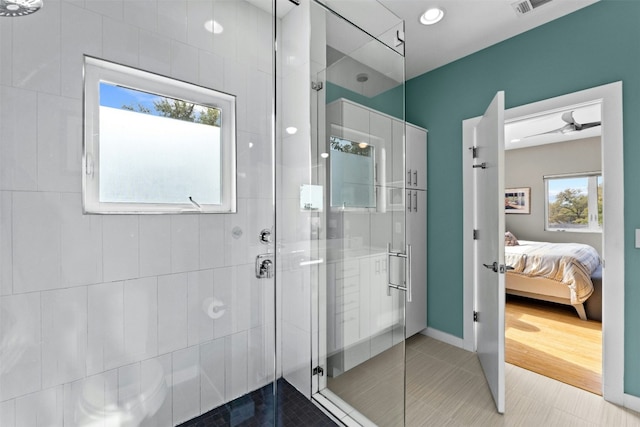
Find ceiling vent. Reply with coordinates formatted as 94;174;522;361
512;0;553;16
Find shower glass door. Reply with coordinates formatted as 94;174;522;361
310;2;407;425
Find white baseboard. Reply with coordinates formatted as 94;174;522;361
624;392;640;413
422;327;465;349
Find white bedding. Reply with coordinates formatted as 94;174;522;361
505;240;601;304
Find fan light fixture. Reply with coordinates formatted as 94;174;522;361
0;0;42;16
420;7;444;25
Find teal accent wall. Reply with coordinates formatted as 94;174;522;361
406;0;640;397
326;81;404;120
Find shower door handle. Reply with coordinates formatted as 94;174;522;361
387;243;408;296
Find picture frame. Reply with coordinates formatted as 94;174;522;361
505;187;530;214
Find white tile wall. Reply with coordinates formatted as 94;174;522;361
12;192;62;293
212;0;238;61
198;214;225;270
124;277;159;362
186;0;213;52
0;19;12;86
170;40;199;83
103;17;140;67
60;193;103;287
0;292;42;401
139;215;172;277
157;0;187;43
199;338;225;411
139;29;172;77
225;331;248;401
1;1;280;425
0;86;38;191
11;0;60;95
103;215;139;282
87;281;124;375
170;216;199;273
171;346;200;425
0;399;15;427
61;2;103;99
158;273;188;354
41;287;87;389
123;0;157;33
187;269;215;346
140;354;173;427
15;386;64;427
0;192;12;295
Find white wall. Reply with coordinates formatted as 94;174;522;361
505;136;602;253
0;1;275;425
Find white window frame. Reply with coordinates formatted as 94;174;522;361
544;172;602;232
83;56;236;214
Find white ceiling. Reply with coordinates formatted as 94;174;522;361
378;0;599;79
248;0;599;79
505;102;601;150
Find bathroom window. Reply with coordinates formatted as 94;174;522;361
83;56;236;214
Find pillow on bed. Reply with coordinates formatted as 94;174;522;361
505;231;519;246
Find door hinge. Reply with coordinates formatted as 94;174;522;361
313;366;324;376
473;229;479;240
469;146;478;158
472;162;487;169
311;81;323;91
473;311;479;322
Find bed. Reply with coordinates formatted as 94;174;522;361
504;238;601;320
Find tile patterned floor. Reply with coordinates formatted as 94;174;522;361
179;378;338;427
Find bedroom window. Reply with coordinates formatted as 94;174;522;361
545;173;602;232
83;56;236;214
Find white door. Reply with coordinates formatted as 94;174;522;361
474;92;505;413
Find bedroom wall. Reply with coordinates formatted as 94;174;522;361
406;0;640;398
505;136;602;254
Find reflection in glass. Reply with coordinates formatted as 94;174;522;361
330;136;375;209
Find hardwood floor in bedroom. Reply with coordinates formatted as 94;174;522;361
505;295;602;395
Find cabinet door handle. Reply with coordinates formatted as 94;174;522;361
414;191;418;212
413;171;418;186
407;169;412;185
407;190;412;212
406;244;412;303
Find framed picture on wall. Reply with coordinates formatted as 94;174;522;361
505;187;530;214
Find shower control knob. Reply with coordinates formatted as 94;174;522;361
259;228;272;244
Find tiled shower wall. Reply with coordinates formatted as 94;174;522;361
0;0;276;425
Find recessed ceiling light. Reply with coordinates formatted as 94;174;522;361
286;126;298;135
420;8;444;26
204;19;223;34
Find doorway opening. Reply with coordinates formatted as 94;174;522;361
462;82;625;407
503;103;604;394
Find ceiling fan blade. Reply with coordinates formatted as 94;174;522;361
574;121;601;131
561;111;576;125
522;126;565;139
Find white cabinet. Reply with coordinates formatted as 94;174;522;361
406;124;427;190
406;188;427;337
325;98;428;368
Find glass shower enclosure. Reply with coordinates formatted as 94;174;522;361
307;1;408;425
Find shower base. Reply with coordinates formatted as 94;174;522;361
179;378;338;426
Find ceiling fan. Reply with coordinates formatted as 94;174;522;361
524;110;601;139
